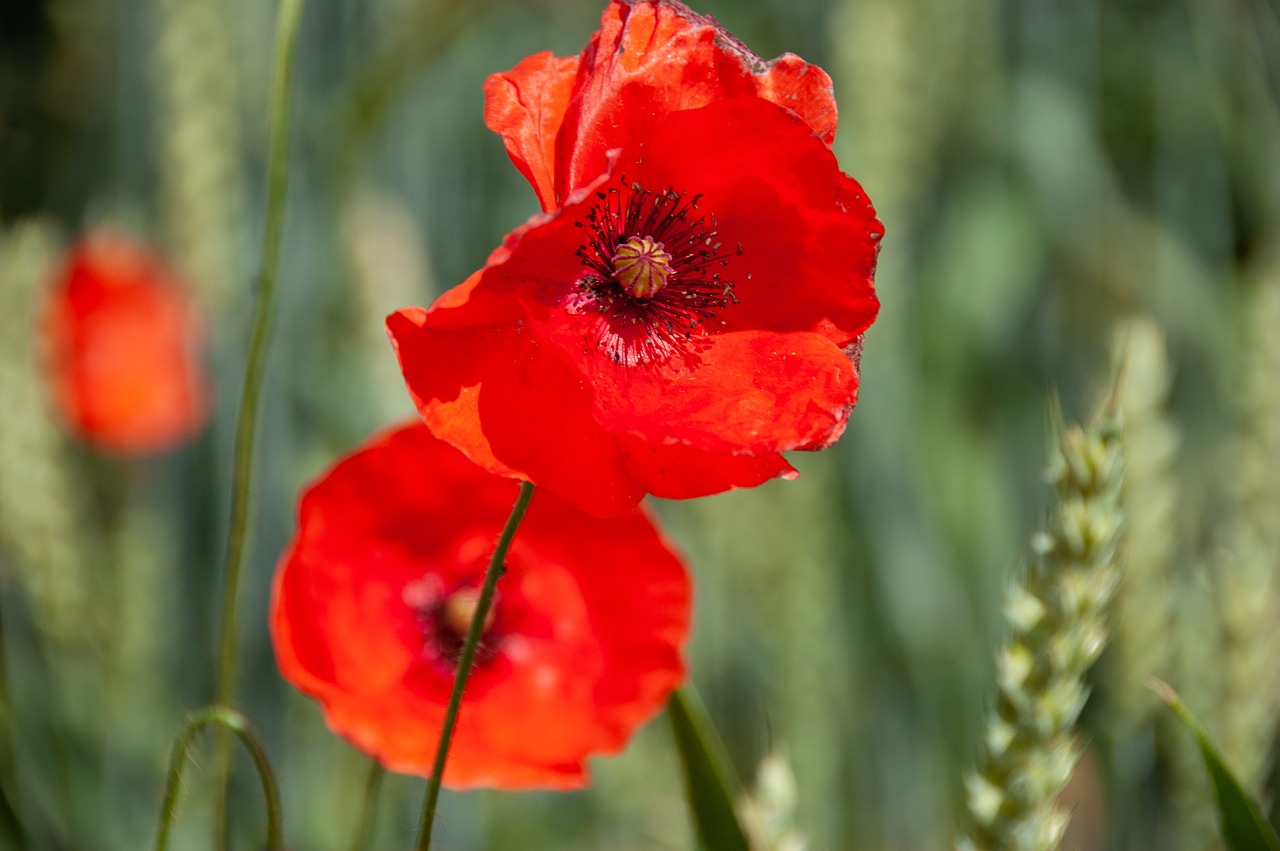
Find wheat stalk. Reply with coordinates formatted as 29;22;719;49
957;394;1123;851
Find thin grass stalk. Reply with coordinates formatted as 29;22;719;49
213;0;305;713
153;707;282;851
415;481;536;850
207;0;304;845
956;392;1124;851
1108;320;1177;730
0;224;94;650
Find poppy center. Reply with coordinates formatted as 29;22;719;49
440;587;494;640
611;235;673;298
404;575;502;669
573;180;740;366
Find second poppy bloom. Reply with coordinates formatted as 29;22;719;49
271;421;691;788
388;0;882;517
41;230;211;455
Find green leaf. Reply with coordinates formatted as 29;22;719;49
666;688;752;851
1153;679;1280;851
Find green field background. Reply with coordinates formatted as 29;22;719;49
1;0;1277;848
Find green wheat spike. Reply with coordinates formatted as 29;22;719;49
956;392;1124;851
338;188;439;426
151;0;249;315
1165;251;1280;851
1214;254;1280;792
737;752;809;851
0;223;97;649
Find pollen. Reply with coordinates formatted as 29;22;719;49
611;235;674;298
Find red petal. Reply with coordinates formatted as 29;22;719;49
483;51;580;212
586;329;861;455
518;496;689;733
625;96;881;345
387;297;647;517
621;439;799;499
754;53;839;145
553;0;839;200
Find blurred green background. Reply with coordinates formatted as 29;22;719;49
1;0;1279;848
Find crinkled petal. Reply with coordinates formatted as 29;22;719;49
624;96;880;344
554;0;838;199
754;52;839;144
484;51;581;212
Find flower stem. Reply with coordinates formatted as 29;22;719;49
153;707;282;851
349;760;385;851
209;0;304;844
414;481;535;850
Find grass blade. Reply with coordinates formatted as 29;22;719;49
667;688;752;851
1153;679;1280;851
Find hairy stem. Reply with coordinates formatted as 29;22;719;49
154;708;282;851
414;482;535;850
214;0;304;714
209;0;304;845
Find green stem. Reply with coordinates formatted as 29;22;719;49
414;481;535;850
215;0;305;713
210;0;304;845
153;707;282;851
349;760;386;851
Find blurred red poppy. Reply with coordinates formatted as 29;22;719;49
270;421;691;789
388;0;881;517
41;230;210;454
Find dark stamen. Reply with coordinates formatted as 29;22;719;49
572;181;739;365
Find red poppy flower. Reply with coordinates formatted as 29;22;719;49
388;0;881;517
270;420;691;789
40;230;211;454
